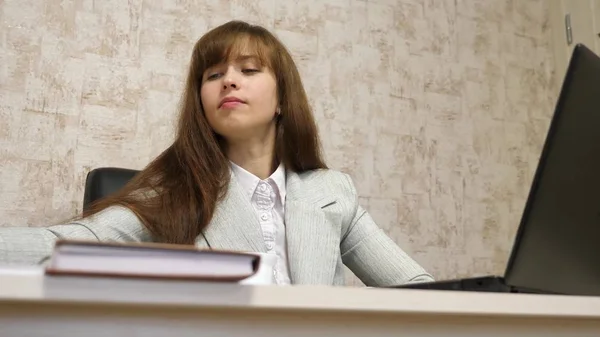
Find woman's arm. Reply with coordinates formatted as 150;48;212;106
0;205;152;265
339;174;434;287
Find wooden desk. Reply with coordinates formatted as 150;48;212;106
1;266;600;336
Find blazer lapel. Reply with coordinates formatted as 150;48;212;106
202;173;267;253
285;171;339;285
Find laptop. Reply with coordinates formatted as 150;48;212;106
396;43;600;296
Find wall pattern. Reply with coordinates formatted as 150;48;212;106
0;0;556;285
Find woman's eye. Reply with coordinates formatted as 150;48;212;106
207;73;221;80
242;69;259;74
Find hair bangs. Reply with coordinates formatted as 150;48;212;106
197;32;273;74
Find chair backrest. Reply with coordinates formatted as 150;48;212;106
83;167;140;211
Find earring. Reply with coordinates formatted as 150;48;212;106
276;107;281;116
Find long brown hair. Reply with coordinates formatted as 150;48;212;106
82;21;327;244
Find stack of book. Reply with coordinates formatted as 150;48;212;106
45;240;261;282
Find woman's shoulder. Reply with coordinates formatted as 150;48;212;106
294;168;358;198
291;169;360;224
296;168;350;182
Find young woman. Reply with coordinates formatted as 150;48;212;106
0;21;434;286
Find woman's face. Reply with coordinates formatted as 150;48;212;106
200;51;278;142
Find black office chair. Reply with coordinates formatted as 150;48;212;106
83;167;140;211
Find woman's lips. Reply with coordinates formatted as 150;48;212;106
220;101;244;109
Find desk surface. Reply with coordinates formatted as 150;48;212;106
2;265;600;337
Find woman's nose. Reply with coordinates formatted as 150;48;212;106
223;69;239;89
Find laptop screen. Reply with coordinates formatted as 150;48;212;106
505;44;600;296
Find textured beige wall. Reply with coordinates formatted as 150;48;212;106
0;0;556;284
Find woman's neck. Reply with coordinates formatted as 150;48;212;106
226;130;277;180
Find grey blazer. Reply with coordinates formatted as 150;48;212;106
0;169;434;286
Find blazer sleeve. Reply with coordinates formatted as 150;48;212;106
339;174;435;287
0;206;152;265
